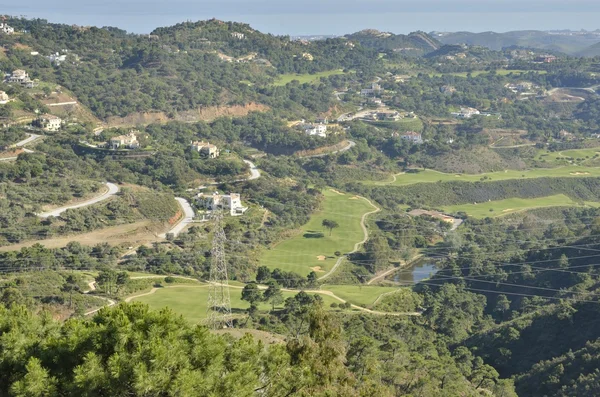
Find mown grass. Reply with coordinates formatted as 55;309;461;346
131;285;341;323
371;167;600;186
260;189;375;276
535;147;600;165
442;194;600;218
272;70;346;86
428;69;548;78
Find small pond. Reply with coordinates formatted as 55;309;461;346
391;258;439;285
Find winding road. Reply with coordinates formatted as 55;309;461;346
159;197;196;238
243;159;261;180
300;140;356;159
318;196;381;281
12;133;42;148
37;182;120;218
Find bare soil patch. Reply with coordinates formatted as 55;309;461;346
106;103;269;128
0;221;165;251
329;189;345;195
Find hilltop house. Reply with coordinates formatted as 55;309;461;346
6;70;35;88
196;192;248;216
191;141;219;158
301;123;327;138
0;91;9;104
47;52;68;64
400;131;423;144
109;132;140;149
0;23;14;35
231;32;245;39
452;107;480;119
37;114;62;132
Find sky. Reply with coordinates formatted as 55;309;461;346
4;0;600;35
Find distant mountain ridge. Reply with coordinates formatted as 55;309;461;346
434;30;600;56
345;29;441;55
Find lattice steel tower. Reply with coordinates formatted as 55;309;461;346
207;210;233;329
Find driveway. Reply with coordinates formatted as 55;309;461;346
37;182;120;218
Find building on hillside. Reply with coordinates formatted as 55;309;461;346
37;114;62;132
440;85;456;95
315;117;329;124
301;123;327;138
377;111;401;121
47;52;68;64
360;82;382;96
191;141;220;158
6;69;35;88
451;107;481;119
558;130;576;141
196;192;248;216
535;54;557;63
400;131;423;144
231;32;245;39
0;23;14;35
0;91;9;104
109;132;140;149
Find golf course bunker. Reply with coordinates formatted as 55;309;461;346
311;266;325;272
316;255;326;261
570;172;590;175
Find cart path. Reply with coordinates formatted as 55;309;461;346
318;196;381;281
124;281;420;316
37;182;120;218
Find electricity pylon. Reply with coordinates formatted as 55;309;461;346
207;210;233;329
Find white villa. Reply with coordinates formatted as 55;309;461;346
38;114;62;132
452;107;481;119
191;141;220;158
302;123;327;138
6;70;35;88
0;91;9;104
400;131;423;144
0;23;14;35
196;192;248;216
109;132;140;150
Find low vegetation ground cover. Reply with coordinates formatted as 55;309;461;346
372;166;600;186
260;189;375;276
272;69;347;86
442;194;600;218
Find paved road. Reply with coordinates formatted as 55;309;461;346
12;133;41;147
37;182;120;218
159;197;195;238
243;159;261;180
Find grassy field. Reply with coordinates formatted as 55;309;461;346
272;70;346;86
429;69;548;78
131;285;341;323
442;194;600;218
260;189;376;276
321;285;401;307
535;147;600;165
372;166;600;186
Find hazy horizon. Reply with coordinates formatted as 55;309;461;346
4;0;600;35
